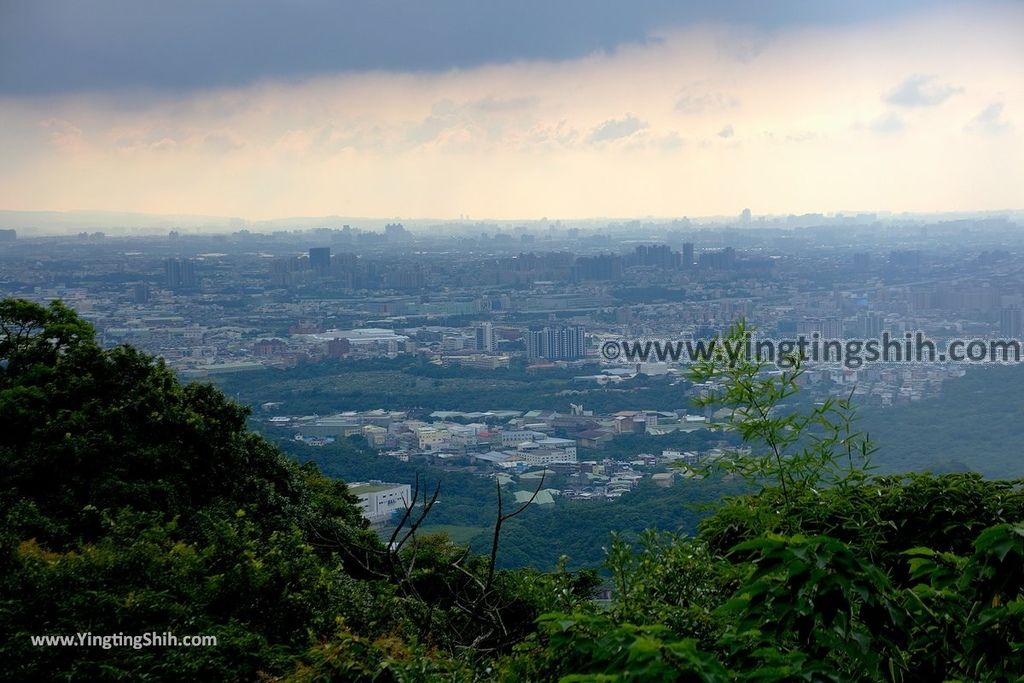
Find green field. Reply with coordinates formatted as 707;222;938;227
414;524;490;545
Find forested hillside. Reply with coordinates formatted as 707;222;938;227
0;299;596;680
4;300;1024;682
213;356;696;416
862;363;1024;478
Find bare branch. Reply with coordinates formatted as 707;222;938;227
395;479;441;552
486;470;545;589
387;474;422;550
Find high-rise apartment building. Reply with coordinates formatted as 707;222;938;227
164;258;198;290
309;247;332;274
526;325;586;360
682;242;694;269
475;322;496;352
1000;305;1022;337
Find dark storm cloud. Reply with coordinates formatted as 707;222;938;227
0;0;948;95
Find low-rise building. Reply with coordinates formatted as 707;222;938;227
349;481;412;526
362;425;388;448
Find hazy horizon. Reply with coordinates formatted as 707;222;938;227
4;206;1024;237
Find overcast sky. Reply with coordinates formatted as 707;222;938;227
0;0;1021;220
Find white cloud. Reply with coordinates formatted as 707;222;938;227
588;115;647;143
884;74;962;107
966;102;1010;135
675;85;739;115
868;112;905;134
40;118;83;150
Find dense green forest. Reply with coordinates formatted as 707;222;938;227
5;299;1024;681
213;357;696;416
861;363;1024;478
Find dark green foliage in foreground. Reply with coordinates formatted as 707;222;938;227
509;476;1024;683
0;299;380;679
0;300;594;681
492;324;1024;682
5;302;1024;681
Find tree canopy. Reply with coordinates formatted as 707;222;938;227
3;300;1024;681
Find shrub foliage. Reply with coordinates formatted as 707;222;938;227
2;302;1023;681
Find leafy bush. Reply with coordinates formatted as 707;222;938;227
6;302;1024;681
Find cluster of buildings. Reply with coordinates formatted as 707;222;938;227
266;403;725;509
9;217;1024;525
343;449;724;526
274;406;709;459
337;446;737;527
4;217;1024;403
